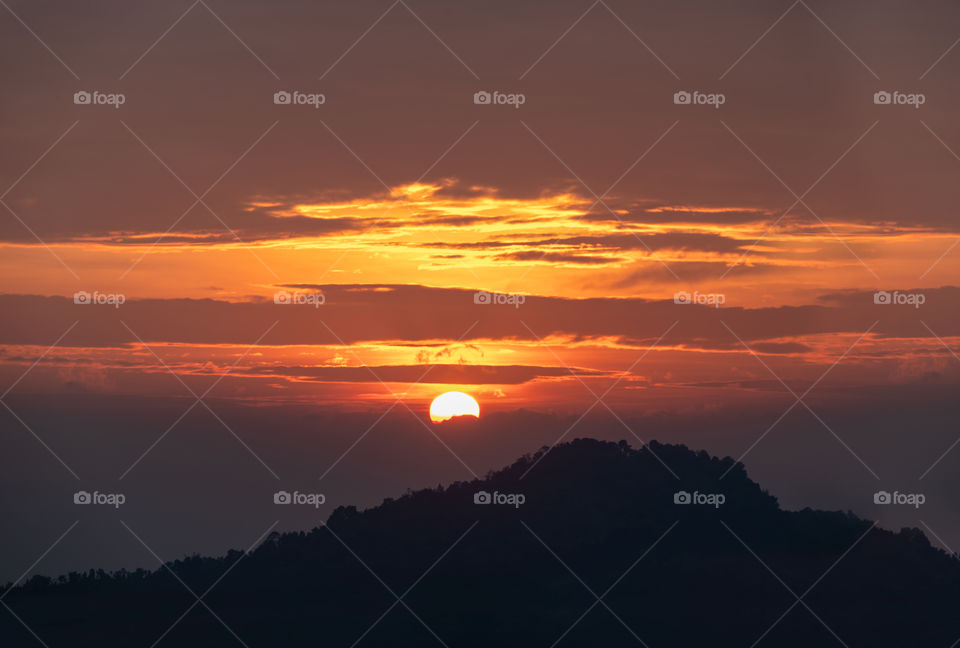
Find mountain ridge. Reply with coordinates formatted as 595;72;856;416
4;438;958;647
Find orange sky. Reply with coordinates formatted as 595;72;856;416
2;0;960;416
1;174;957;414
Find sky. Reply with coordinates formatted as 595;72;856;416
2;0;960;581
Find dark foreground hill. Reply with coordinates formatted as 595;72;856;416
3;439;959;646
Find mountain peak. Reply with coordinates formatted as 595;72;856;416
4;439;958;647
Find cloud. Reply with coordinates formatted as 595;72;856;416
1;285;956;350
239;363;605;384
492;251;624;265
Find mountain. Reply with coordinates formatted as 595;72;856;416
3;438;959;646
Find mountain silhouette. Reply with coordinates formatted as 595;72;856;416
3;438;958;646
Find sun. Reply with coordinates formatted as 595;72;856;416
429;391;480;423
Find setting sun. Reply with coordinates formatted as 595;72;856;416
429;391;480;423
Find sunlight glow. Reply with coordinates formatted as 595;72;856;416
429;391;480;423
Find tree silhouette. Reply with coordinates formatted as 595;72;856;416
2;439;957;646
